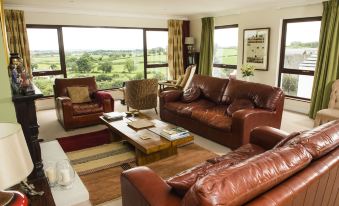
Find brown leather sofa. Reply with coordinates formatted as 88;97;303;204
159;75;285;149
54;77;114;130
121;120;339;206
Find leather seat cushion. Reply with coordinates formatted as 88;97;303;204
167;144;265;196
226;98;255;116
73;102;103;116
191;106;231;131
164;99;216;117
182;144;312;206
284;120;339;159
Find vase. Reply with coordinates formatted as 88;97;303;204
245;76;251;82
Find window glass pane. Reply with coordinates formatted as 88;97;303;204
280;73;314;99
147;67;168;81
146;31;168;65
212;67;236;79
27;28;61;72
213;27;238;65
34;75;64;96
284;21;321;70
62;27;144;89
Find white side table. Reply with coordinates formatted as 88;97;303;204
40;140;91;206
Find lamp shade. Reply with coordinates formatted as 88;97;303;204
185;37;195;45
0;123;33;190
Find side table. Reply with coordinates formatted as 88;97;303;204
40;141;91;206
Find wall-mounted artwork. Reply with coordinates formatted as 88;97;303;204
243;28;270;70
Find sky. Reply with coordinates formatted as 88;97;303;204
214;27;238;48
27;27;168;51
286;21;321;45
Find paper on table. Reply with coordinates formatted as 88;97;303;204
127;119;154;129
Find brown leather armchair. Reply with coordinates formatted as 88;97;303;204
54;77;114;130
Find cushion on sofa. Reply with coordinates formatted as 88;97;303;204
189;75;229;104
191;106;231;131
182;144;312;206
164;99;215;117
226;98;255;116
284;120;339;159
273;131;301;148
67;86;91;103
166;143;265;196
223;78;283;111
72;102;103;116
181;87;201;103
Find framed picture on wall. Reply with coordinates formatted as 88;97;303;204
243;28;270;70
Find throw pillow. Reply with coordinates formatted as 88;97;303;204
67;86;91;103
175;75;184;87
226;99;255;116
181;87;201;103
179;66;192;88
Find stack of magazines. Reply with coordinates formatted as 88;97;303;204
103;112;124;121
160;127;190;141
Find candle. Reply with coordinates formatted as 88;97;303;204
59;169;71;185
45;167;56;184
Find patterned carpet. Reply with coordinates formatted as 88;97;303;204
80;143;217;205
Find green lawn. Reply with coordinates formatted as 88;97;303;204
214;48;237;65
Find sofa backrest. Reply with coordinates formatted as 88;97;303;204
189;75;229;104
247;147;339;206
224;78;284;111
182;144;312;206
284;120;339;159
54;77;98;98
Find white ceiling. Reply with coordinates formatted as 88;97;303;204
4;0;324;19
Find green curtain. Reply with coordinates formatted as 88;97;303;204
198;17;214;76
309;0;339;118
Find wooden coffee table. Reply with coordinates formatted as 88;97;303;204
100;113;194;165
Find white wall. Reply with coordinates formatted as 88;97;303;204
189;4;322;114
24;11;167;28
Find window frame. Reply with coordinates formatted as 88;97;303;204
143;28;169;78
213;24;239;69
27;24;168;94
278;16;322;101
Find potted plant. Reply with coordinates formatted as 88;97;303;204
241;63;255;81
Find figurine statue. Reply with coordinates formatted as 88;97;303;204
8;53;35;95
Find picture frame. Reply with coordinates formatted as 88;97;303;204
243;28;270;71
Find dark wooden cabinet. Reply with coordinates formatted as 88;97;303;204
12;86;44;179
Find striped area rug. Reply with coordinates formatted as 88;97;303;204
66;142;136;175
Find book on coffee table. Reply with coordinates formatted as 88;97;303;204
103;112;124;121
160;127;190;141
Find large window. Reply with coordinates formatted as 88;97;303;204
213;25;238;78
27;25;168;96
278;17;321;100
145;30;168;81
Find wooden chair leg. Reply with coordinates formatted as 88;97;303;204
154;108;158;114
127;106;129;111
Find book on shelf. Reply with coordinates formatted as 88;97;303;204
103;112;124;121
160;127;190;140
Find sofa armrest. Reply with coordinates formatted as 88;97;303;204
94;91;114;112
121;166;181;206
159;90;183;104
250;126;289;150
232;109;281;146
55;97;73;124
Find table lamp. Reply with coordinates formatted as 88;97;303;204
0;123;33;206
184;37;195;53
